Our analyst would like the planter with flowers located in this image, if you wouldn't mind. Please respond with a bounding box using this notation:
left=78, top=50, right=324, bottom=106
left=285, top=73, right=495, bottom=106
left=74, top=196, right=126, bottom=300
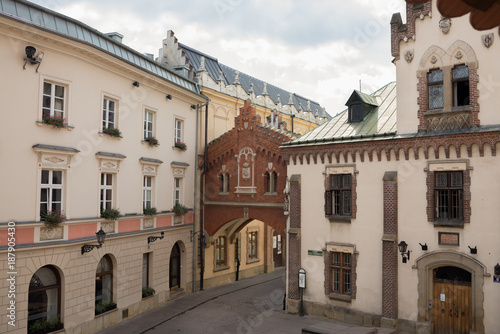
left=172, top=203, right=188, bottom=224
left=174, top=141, right=187, bottom=151
left=40, top=210, right=65, bottom=241
left=143, top=207, right=157, bottom=216
left=101, top=209, right=121, bottom=221
left=42, top=114, right=66, bottom=128
left=145, top=136, right=159, bottom=147
left=102, top=126, right=122, bottom=138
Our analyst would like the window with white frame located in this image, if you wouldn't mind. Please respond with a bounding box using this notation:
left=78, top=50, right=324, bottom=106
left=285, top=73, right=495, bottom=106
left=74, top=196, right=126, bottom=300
left=144, top=111, right=154, bottom=140
left=215, top=236, right=227, bottom=267
left=40, top=169, right=63, bottom=219
left=102, top=98, right=117, bottom=131
left=143, top=176, right=153, bottom=209
left=100, top=173, right=113, bottom=212
left=248, top=231, right=258, bottom=260
left=174, top=177, right=181, bottom=205
left=174, top=118, right=183, bottom=144
left=42, top=81, right=66, bottom=119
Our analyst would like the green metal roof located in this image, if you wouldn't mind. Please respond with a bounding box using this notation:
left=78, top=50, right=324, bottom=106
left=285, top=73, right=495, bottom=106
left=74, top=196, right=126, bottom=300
left=285, top=82, right=396, bottom=145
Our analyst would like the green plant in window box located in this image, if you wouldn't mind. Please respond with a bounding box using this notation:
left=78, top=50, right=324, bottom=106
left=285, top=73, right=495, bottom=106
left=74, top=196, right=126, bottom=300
left=142, top=286, right=156, bottom=298
left=174, top=141, right=187, bottom=151
left=102, top=126, right=122, bottom=138
left=143, top=207, right=157, bottom=216
left=28, top=316, right=64, bottom=334
left=95, top=301, right=117, bottom=316
left=172, top=203, right=189, bottom=216
left=42, top=210, right=66, bottom=228
left=42, top=114, right=66, bottom=128
left=145, top=136, right=159, bottom=147
left=101, top=208, right=121, bottom=221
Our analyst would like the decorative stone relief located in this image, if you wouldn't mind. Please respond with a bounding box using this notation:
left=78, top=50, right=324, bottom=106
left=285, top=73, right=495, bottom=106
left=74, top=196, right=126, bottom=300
left=244, top=207, right=249, bottom=218
left=143, top=218, right=154, bottom=229
left=174, top=216, right=183, bottom=225
left=430, top=56, right=438, bottom=64
left=439, top=17, right=451, bottom=34
left=404, top=49, right=414, bottom=63
left=455, top=51, right=463, bottom=60
left=101, top=221, right=116, bottom=234
left=427, top=113, right=470, bottom=132
left=482, top=33, right=494, bottom=48
left=40, top=226, right=64, bottom=240
left=242, top=163, right=250, bottom=180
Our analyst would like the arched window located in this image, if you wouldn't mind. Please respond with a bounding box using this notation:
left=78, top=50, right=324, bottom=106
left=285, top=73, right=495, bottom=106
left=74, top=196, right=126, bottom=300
left=266, top=172, right=278, bottom=194
left=28, top=266, right=62, bottom=330
left=95, top=255, right=115, bottom=315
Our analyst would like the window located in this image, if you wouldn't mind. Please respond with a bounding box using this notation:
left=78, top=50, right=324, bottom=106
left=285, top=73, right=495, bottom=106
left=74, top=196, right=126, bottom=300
left=174, top=118, right=183, bottom=144
left=102, top=98, right=116, bottom=130
left=220, top=174, right=230, bottom=193
left=331, top=252, right=352, bottom=295
left=28, top=266, right=61, bottom=329
left=349, top=103, right=363, bottom=123
left=100, top=173, right=113, bottom=212
left=143, top=176, right=153, bottom=209
left=42, top=81, right=65, bottom=119
left=142, top=253, right=150, bottom=288
left=452, top=65, right=469, bottom=107
left=266, top=172, right=278, bottom=194
left=144, top=111, right=154, bottom=140
left=428, top=69, right=444, bottom=110
left=435, top=171, right=463, bottom=221
left=248, top=231, right=257, bottom=260
left=40, top=170, right=63, bottom=219
left=215, top=236, right=226, bottom=267
left=325, top=174, right=351, bottom=217
left=174, top=177, right=181, bottom=205
left=95, top=255, right=114, bottom=315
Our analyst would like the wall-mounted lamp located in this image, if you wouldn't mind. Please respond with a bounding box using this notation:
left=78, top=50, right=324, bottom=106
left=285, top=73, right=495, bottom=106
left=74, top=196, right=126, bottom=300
left=166, top=94, right=172, bottom=100
left=494, top=263, right=500, bottom=276
left=398, top=241, right=411, bottom=263
left=468, top=246, right=477, bottom=254
left=191, top=105, right=196, bottom=109
left=81, top=228, right=106, bottom=255
left=23, top=46, right=44, bottom=72
left=419, top=243, right=428, bottom=251
left=133, top=81, right=140, bottom=87
left=147, top=231, right=164, bottom=244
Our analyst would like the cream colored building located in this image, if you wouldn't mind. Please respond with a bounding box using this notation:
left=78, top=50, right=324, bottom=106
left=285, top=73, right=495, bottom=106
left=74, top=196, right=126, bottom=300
left=282, top=1, right=500, bottom=333
left=0, top=1, right=206, bottom=333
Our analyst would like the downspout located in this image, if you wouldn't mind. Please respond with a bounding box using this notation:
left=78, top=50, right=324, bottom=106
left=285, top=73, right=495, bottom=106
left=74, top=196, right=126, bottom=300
left=199, top=102, right=209, bottom=290
left=192, top=103, right=200, bottom=293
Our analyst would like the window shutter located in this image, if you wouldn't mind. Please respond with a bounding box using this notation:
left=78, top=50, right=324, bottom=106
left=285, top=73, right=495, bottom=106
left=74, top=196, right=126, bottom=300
left=325, top=190, right=332, bottom=216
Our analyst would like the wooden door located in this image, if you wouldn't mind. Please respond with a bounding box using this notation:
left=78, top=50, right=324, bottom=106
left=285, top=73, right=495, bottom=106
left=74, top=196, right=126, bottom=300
left=169, top=243, right=181, bottom=290
left=433, top=281, right=471, bottom=334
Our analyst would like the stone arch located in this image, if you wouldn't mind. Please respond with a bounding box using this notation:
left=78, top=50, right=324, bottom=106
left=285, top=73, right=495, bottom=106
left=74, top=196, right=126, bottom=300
left=445, top=40, right=477, bottom=68
left=418, top=45, right=446, bottom=70
left=415, top=250, right=486, bottom=332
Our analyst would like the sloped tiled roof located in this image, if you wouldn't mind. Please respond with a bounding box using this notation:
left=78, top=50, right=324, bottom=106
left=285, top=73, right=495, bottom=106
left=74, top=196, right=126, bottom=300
left=179, top=43, right=330, bottom=119
left=285, top=82, right=396, bottom=145
left=0, top=0, right=200, bottom=95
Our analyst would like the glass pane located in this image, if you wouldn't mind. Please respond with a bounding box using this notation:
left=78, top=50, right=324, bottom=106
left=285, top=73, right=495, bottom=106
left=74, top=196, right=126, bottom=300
left=40, top=203, right=48, bottom=217
left=428, top=69, right=443, bottom=83
left=453, top=65, right=469, bottom=79
left=343, top=253, right=351, bottom=267
left=33, top=267, right=58, bottom=286
left=429, top=85, right=444, bottom=109
left=333, top=252, right=340, bottom=265
left=333, top=269, right=340, bottom=292
left=43, top=95, right=51, bottom=109
left=43, top=82, right=52, bottom=95
left=333, top=190, right=340, bottom=215
left=41, top=188, right=48, bottom=202
left=54, top=98, right=64, bottom=111
left=52, top=171, right=62, bottom=184
left=344, top=270, right=351, bottom=293
left=343, top=191, right=351, bottom=215
left=436, top=172, right=448, bottom=188
left=41, top=170, right=49, bottom=184
left=437, top=190, right=449, bottom=219
left=109, top=100, right=115, bottom=111
left=52, top=189, right=62, bottom=202
left=97, top=256, right=111, bottom=273
left=145, top=190, right=152, bottom=201
left=106, top=189, right=112, bottom=200
left=343, top=175, right=351, bottom=189
left=451, top=172, right=462, bottom=187
left=106, top=174, right=112, bottom=186
left=331, top=175, right=340, bottom=189
left=108, top=111, right=114, bottom=124
left=54, top=85, right=64, bottom=98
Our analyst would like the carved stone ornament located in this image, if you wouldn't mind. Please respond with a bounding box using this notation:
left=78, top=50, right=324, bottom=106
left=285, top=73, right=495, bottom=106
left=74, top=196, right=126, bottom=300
left=143, top=218, right=154, bottom=229
left=244, top=122, right=248, bottom=129
left=404, top=49, right=414, bottom=63
left=268, top=162, right=273, bottom=170
left=45, top=156, right=64, bottom=164
left=430, top=55, right=438, bottom=64
left=482, top=33, right=494, bottom=48
left=455, top=51, right=463, bottom=60
left=242, top=163, right=250, bottom=180
left=439, top=17, right=451, bottom=34
left=244, top=207, right=249, bottom=218
left=101, top=222, right=115, bottom=234
left=103, top=162, right=116, bottom=168
left=40, top=226, right=64, bottom=240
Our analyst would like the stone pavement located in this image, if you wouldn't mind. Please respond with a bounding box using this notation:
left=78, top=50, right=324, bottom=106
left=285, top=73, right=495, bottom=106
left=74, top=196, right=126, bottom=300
left=97, top=268, right=394, bottom=334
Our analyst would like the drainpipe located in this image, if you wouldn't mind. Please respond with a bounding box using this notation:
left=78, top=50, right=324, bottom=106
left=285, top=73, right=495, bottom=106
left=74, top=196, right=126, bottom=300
left=199, top=102, right=209, bottom=291
left=192, top=102, right=201, bottom=293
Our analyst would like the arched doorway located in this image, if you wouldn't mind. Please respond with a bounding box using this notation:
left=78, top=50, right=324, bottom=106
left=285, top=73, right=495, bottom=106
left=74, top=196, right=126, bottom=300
left=28, top=266, right=63, bottom=331
left=95, top=254, right=115, bottom=315
left=432, top=266, right=472, bottom=334
left=169, top=242, right=181, bottom=290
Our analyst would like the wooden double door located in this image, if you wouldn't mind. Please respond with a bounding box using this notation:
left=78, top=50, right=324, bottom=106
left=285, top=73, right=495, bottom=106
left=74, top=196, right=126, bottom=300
left=432, top=266, right=471, bottom=334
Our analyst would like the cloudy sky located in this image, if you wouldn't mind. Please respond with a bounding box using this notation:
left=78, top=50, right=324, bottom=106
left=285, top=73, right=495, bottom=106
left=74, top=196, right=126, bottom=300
left=29, top=0, right=406, bottom=116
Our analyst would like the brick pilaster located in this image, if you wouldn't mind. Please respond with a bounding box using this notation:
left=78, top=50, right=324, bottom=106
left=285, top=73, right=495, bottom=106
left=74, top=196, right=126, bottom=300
left=382, top=172, right=398, bottom=319
left=287, top=174, right=301, bottom=300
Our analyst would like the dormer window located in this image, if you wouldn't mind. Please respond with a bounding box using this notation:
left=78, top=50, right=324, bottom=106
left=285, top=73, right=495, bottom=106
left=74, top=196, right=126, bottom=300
left=345, top=90, right=378, bottom=123
left=349, top=104, right=363, bottom=123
